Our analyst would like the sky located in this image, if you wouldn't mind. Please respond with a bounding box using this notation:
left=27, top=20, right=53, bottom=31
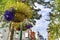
left=31, top=1, right=52, bottom=40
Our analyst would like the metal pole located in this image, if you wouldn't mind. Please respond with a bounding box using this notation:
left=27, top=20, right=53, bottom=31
left=20, top=23, right=23, bottom=40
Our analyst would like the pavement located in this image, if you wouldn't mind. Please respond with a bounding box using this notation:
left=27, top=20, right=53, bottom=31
left=0, top=27, right=9, bottom=40
left=0, top=28, right=30, bottom=40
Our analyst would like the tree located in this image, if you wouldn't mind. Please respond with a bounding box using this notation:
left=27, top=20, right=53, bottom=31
left=48, top=0, right=60, bottom=39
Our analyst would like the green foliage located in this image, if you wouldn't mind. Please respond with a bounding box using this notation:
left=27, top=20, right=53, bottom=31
left=49, top=8, right=60, bottom=40
left=48, top=0, right=60, bottom=39
left=54, top=0, right=60, bottom=11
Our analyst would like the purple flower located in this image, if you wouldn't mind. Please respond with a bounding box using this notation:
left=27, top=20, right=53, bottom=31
left=4, top=9, right=15, bottom=21
left=26, top=24, right=33, bottom=29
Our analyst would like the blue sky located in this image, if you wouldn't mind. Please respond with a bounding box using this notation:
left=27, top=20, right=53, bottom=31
left=31, top=2, right=52, bottom=40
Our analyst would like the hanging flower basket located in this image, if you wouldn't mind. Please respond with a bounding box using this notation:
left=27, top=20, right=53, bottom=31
left=4, top=1, right=34, bottom=30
